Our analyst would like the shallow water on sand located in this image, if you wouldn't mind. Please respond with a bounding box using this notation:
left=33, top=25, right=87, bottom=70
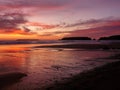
left=0, top=44, right=119, bottom=90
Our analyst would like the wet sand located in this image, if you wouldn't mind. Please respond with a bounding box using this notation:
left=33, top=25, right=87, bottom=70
left=33, top=43, right=120, bottom=89
left=34, top=43, right=120, bottom=49
left=1, top=54, right=120, bottom=90
left=0, top=72, right=27, bottom=89
left=0, top=43, right=120, bottom=90
left=45, top=54, right=120, bottom=90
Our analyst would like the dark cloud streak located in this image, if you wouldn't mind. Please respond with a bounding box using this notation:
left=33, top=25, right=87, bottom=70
left=63, top=17, right=120, bottom=29
left=0, top=12, right=27, bottom=30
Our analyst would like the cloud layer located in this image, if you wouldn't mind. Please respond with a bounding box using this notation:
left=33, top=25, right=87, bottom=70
left=66, top=17, right=120, bottom=38
left=0, top=12, right=27, bottom=30
left=0, top=0, right=120, bottom=39
left=0, top=0, right=73, bottom=10
left=0, top=12, right=36, bottom=35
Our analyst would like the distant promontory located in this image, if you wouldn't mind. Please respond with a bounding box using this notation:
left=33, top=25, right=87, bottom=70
left=61, top=35, right=120, bottom=40
left=99, top=35, right=120, bottom=40
left=61, top=37, right=92, bottom=40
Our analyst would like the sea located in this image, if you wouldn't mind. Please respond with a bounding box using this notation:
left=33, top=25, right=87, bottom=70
left=0, top=40, right=120, bottom=90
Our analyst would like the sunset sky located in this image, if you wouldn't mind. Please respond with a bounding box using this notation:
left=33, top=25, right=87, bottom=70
left=0, top=0, right=120, bottom=40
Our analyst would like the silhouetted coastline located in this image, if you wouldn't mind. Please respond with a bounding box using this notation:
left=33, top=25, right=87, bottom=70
left=61, top=35, right=120, bottom=41
left=99, top=35, right=120, bottom=40
left=61, top=37, right=92, bottom=40
left=0, top=35, right=120, bottom=45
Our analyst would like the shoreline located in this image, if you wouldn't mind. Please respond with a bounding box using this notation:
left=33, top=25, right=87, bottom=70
left=34, top=43, right=120, bottom=49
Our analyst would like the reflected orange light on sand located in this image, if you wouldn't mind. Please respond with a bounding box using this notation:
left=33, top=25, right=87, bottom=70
left=0, top=46, right=30, bottom=67
left=0, top=46, right=28, bottom=53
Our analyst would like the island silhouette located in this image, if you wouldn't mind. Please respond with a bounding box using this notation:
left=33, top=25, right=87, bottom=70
left=61, top=35, right=120, bottom=40
left=99, top=35, right=120, bottom=40
left=61, top=37, right=91, bottom=40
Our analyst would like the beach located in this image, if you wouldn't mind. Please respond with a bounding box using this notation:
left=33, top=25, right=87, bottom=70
left=45, top=54, right=120, bottom=90
left=34, top=42, right=120, bottom=49
left=0, top=72, right=27, bottom=88
left=0, top=42, right=120, bottom=90
left=34, top=42, right=120, bottom=90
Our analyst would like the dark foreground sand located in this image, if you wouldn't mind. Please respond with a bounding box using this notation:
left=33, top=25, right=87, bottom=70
left=45, top=54, right=120, bottom=90
left=0, top=72, right=27, bottom=89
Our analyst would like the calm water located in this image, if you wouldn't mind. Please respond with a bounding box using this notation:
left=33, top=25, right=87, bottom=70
left=0, top=44, right=119, bottom=90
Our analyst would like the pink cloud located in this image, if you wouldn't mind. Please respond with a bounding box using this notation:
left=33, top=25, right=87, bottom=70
left=67, top=29, right=120, bottom=39
left=27, top=22, right=59, bottom=29
left=65, top=18, right=120, bottom=39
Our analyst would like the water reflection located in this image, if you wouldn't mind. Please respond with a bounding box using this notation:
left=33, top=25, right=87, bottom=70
left=0, top=45, right=30, bottom=73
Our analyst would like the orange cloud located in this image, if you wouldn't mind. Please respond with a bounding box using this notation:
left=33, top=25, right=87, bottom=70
left=0, top=29, right=33, bottom=35
left=0, top=33, right=39, bottom=40
left=0, top=12, right=38, bottom=37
